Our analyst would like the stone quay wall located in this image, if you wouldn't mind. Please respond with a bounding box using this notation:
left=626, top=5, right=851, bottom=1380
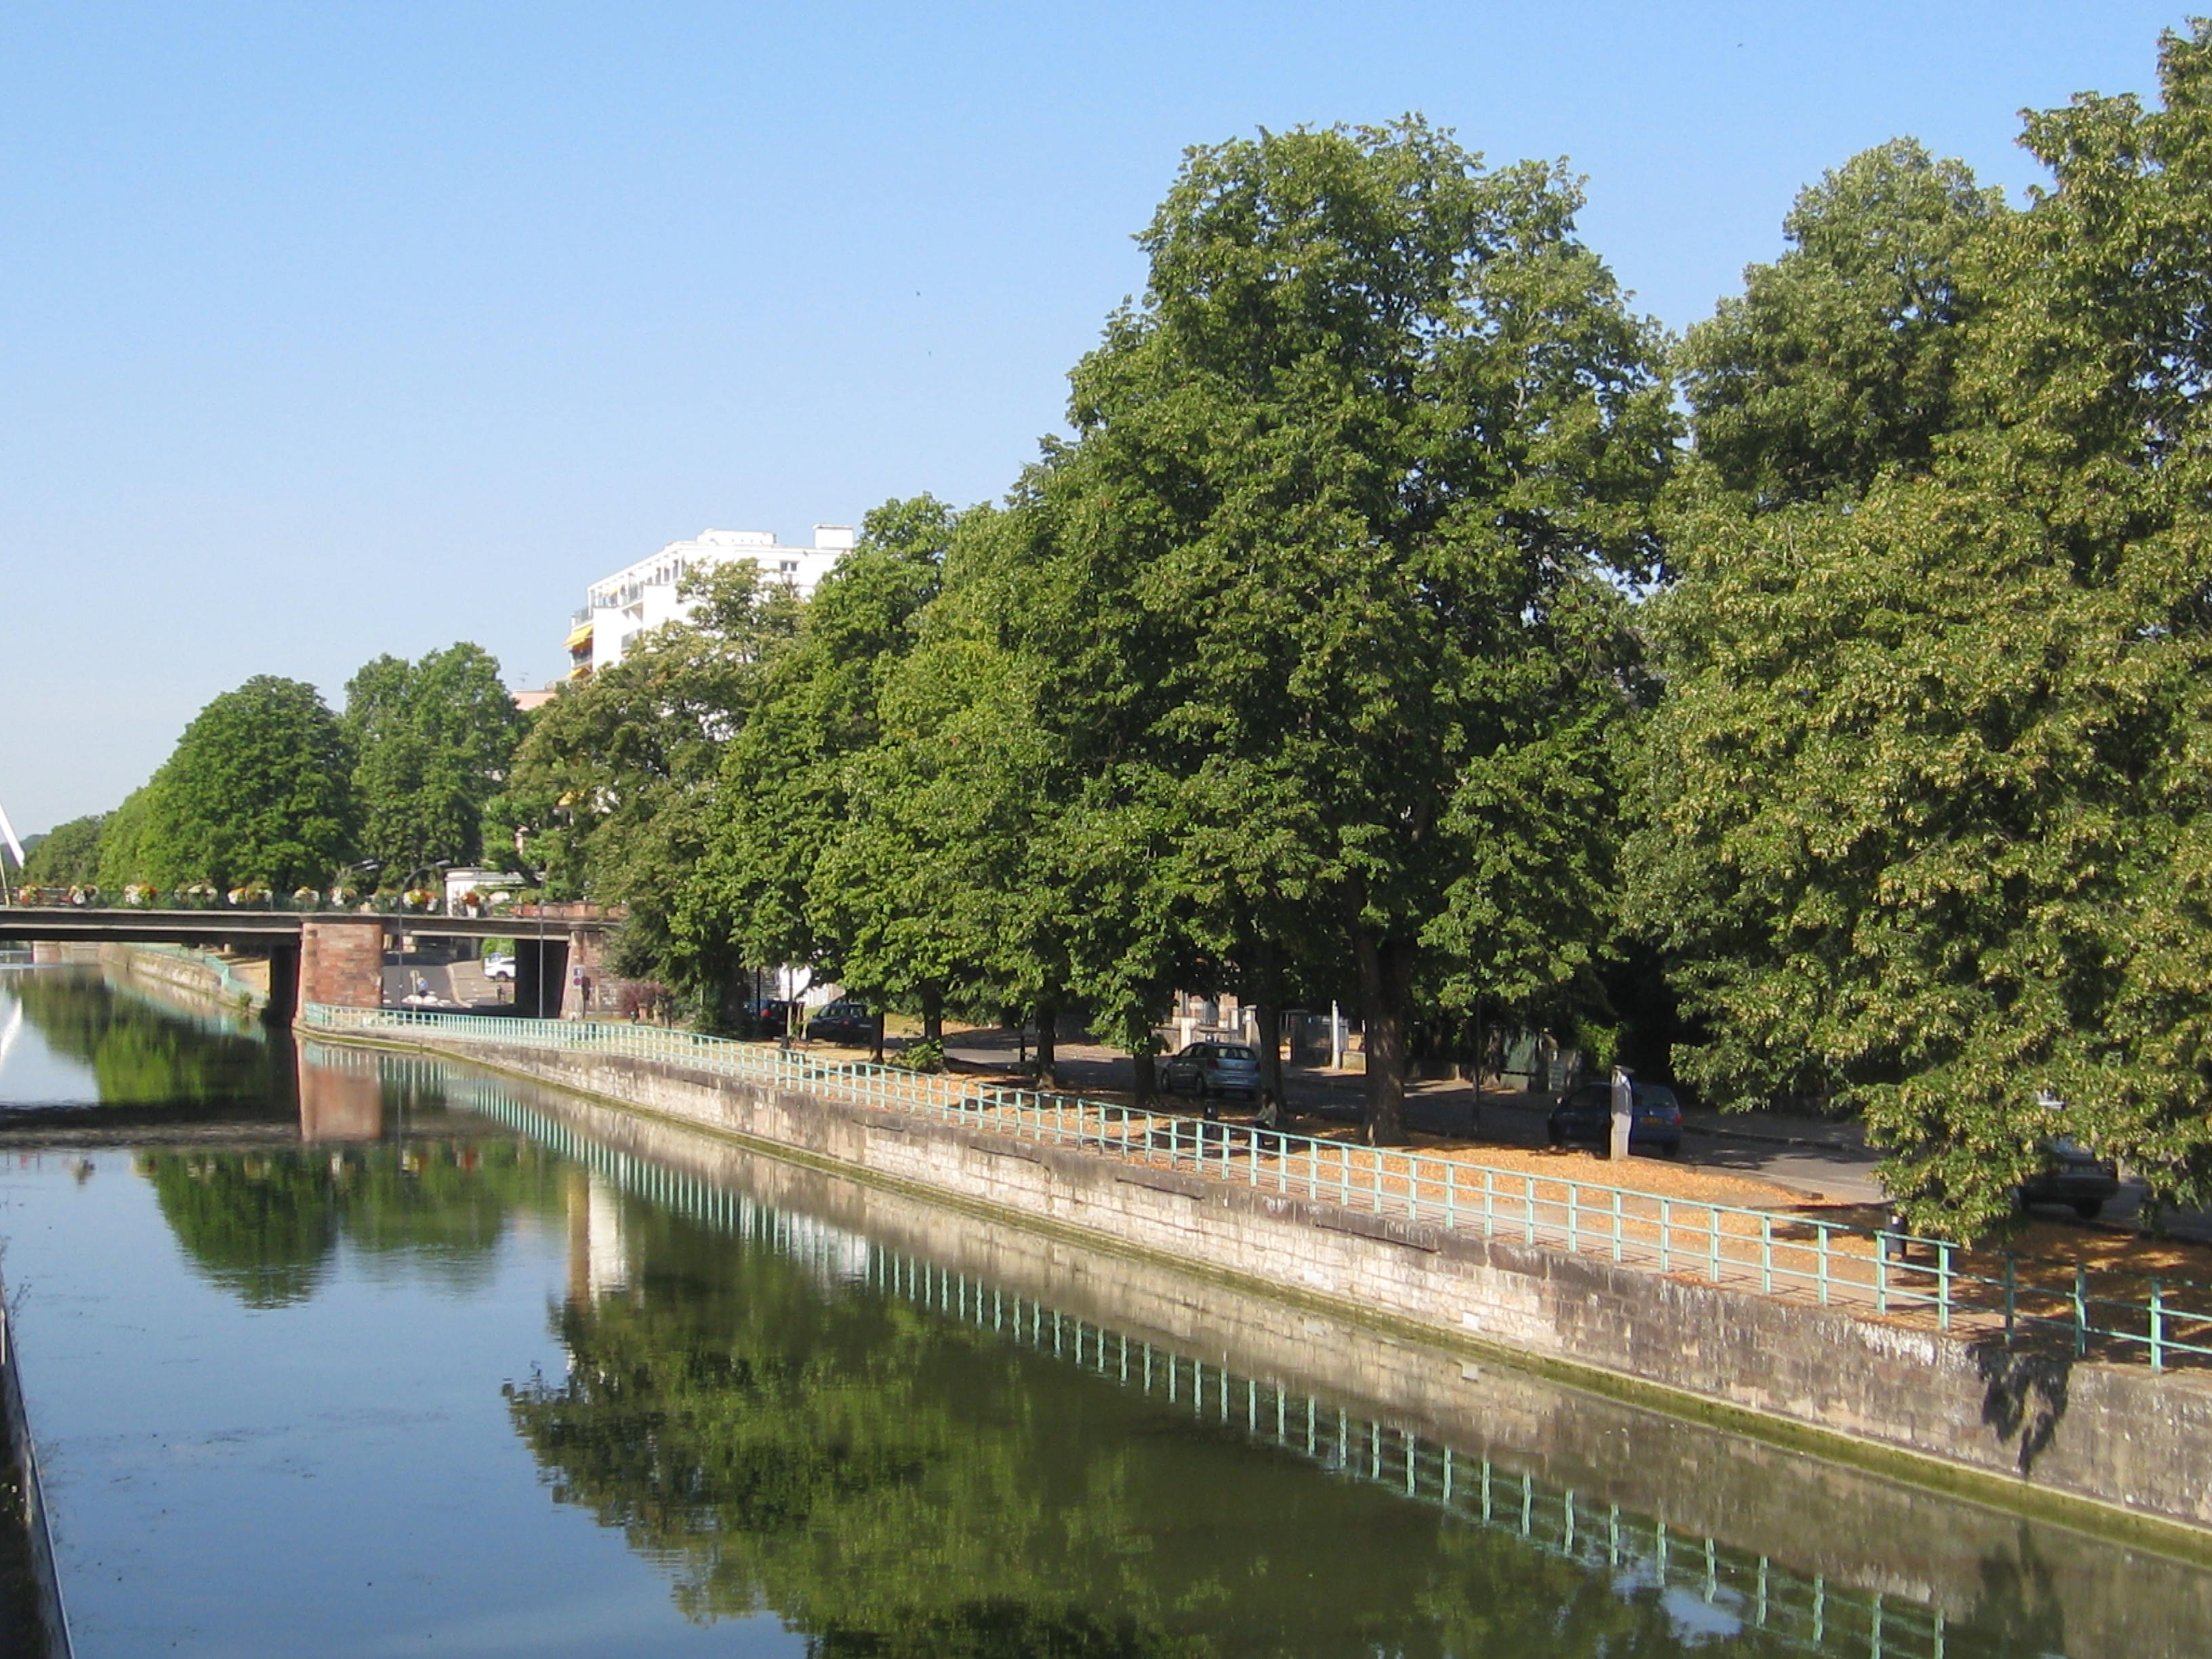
left=517, top=1081, right=2212, bottom=1659
left=360, top=1032, right=2212, bottom=1539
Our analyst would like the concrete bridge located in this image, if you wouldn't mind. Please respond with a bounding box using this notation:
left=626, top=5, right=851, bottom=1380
left=0, top=906, right=613, bottom=1021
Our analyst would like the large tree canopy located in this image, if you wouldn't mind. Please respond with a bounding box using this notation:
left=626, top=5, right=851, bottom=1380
left=1634, top=24, right=2212, bottom=1231
left=498, top=558, right=803, bottom=1006
left=681, top=497, right=956, bottom=1028
left=122, top=676, right=360, bottom=891
left=984, top=119, right=1672, bottom=1139
left=18, top=813, right=105, bottom=886
left=1679, top=139, right=2005, bottom=509
left=344, top=642, right=525, bottom=878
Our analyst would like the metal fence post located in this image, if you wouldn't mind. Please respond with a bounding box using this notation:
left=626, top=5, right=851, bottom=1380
left=2074, top=1263, right=2089, bottom=1357
left=2151, top=1278, right=2165, bottom=1372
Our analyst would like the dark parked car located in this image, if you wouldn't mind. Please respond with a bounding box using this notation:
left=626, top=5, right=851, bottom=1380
left=1547, top=1080, right=1685, bottom=1157
left=736, top=996, right=793, bottom=1038
left=804, top=1002, right=875, bottom=1045
left=1159, top=1042, right=1263, bottom=1101
left=2018, top=1137, right=2121, bottom=1220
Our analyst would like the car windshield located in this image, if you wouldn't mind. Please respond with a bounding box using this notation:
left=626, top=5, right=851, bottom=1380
left=1637, top=1085, right=1681, bottom=1111
left=1214, top=1046, right=1256, bottom=1062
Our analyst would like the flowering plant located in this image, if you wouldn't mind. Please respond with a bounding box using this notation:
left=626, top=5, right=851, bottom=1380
left=226, top=882, right=269, bottom=907
left=124, top=883, right=159, bottom=906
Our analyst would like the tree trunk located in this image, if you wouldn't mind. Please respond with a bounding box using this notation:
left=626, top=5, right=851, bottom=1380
left=1245, top=936, right=1288, bottom=1126
left=921, top=985, right=943, bottom=1044
left=1034, top=999, right=1059, bottom=1090
left=1255, top=998, right=1286, bottom=1127
left=1355, top=926, right=1410, bottom=1145
left=869, top=1006, right=886, bottom=1067
left=1133, top=1046, right=1156, bottom=1109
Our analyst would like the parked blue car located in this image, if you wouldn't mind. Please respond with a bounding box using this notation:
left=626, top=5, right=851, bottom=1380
left=1546, top=1081, right=1685, bottom=1157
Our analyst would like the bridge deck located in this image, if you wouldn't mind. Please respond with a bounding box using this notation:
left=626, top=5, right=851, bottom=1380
left=0, top=907, right=572, bottom=943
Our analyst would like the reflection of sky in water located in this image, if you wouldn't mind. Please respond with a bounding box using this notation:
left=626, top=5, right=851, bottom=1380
left=0, top=974, right=101, bottom=1106
left=1658, top=1582, right=1745, bottom=1643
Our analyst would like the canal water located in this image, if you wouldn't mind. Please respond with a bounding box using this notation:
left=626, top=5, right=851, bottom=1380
left=0, top=966, right=2207, bottom=1658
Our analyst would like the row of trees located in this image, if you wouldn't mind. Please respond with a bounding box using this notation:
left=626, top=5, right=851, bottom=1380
left=24, top=644, right=525, bottom=895
left=26, top=24, right=2209, bottom=1230
left=504, top=25, right=2212, bottom=1230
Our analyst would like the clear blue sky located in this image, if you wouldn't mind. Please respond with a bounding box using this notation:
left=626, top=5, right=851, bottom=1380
left=0, top=2, right=2190, bottom=836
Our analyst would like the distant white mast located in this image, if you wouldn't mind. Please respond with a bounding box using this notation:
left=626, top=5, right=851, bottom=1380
left=0, top=796, right=22, bottom=903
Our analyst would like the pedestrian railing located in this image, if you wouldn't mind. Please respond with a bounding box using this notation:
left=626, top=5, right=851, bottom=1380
left=300, top=1003, right=2212, bottom=1371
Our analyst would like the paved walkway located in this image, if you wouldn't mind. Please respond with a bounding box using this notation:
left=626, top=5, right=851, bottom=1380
left=933, top=1026, right=2212, bottom=1244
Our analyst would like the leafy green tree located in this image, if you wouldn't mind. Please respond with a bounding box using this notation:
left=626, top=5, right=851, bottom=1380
left=811, top=626, right=1076, bottom=1052
left=1680, top=140, right=2005, bottom=508
left=684, top=497, right=958, bottom=1040
left=497, top=561, right=802, bottom=1009
left=988, top=121, right=1671, bottom=1139
left=771, top=499, right=1097, bottom=1056
left=92, top=785, right=157, bottom=891
left=19, top=813, right=106, bottom=886
left=1633, top=24, right=2212, bottom=1231
left=121, top=676, right=360, bottom=890
left=344, top=643, right=525, bottom=878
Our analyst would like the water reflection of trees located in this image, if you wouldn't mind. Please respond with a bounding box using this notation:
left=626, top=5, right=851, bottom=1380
left=140, top=1141, right=561, bottom=1307
left=7, top=971, right=270, bottom=1109
left=509, top=1209, right=1798, bottom=1658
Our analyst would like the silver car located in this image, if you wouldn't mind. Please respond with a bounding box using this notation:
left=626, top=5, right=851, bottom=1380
left=1160, top=1042, right=1262, bottom=1101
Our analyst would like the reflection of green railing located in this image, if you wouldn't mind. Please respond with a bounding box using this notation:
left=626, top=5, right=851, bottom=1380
left=300, top=1004, right=2212, bottom=1372
left=448, top=1070, right=1952, bottom=1659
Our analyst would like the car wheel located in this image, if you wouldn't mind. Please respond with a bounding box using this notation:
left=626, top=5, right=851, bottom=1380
left=2074, top=1200, right=2104, bottom=1221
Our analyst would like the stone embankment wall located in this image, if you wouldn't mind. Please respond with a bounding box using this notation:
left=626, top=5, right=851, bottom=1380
left=366, top=1034, right=2212, bottom=1538
left=0, top=1267, right=70, bottom=1657
left=98, top=942, right=260, bottom=1010
left=520, top=1081, right=2212, bottom=1659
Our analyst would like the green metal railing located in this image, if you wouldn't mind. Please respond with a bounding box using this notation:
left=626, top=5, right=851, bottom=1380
left=300, top=1004, right=2212, bottom=1371
left=451, top=1073, right=1959, bottom=1659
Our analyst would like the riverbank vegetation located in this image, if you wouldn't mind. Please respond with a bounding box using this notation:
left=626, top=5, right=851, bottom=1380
left=37, top=23, right=2212, bottom=1233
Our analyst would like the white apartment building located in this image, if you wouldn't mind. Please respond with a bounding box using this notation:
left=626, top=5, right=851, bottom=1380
left=565, top=525, right=855, bottom=678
